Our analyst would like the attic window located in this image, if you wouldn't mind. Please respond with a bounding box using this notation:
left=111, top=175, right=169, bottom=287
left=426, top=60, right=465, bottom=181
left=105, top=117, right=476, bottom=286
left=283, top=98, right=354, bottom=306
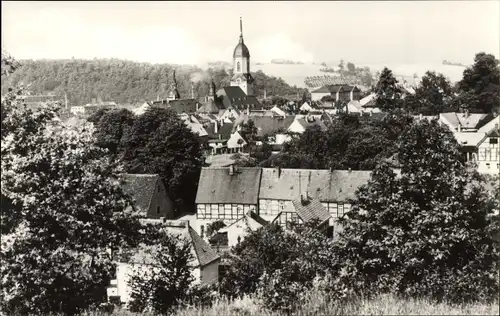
left=490, top=138, right=498, bottom=144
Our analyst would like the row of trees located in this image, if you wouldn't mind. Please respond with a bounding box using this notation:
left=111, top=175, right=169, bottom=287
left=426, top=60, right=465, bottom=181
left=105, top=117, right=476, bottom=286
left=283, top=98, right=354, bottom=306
left=375, top=52, right=499, bottom=115
left=0, top=59, right=305, bottom=106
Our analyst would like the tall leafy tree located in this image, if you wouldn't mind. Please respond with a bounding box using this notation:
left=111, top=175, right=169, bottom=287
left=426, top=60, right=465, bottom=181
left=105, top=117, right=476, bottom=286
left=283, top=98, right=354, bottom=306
left=375, top=67, right=404, bottom=112
left=1, top=73, right=142, bottom=314
left=407, top=71, right=453, bottom=115
left=88, top=108, right=136, bottom=158
left=121, top=107, right=203, bottom=212
left=457, top=52, right=500, bottom=114
left=336, top=119, right=499, bottom=303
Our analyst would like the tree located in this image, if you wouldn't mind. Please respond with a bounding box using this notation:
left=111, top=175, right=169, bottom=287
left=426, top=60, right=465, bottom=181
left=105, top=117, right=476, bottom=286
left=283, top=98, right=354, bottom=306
left=1, top=80, right=142, bottom=314
left=128, top=230, right=203, bottom=314
left=206, top=220, right=226, bottom=238
left=89, top=108, right=136, bottom=158
left=457, top=52, right=500, bottom=113
left=121, top=107, right=203, bottom=212
left=408, top=71, right=453, bottom=115
left=375, top=67, right=404, bottom=112
left=338, top=59, right=345, bottom=73
left=347, top=62, right=356, bottom=73
left=336, top=119, right=499, bottom=303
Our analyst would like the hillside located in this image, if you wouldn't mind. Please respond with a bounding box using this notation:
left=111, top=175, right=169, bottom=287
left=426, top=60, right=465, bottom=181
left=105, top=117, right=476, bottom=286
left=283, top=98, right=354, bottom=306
left=0, top=59, right=304, bottom=106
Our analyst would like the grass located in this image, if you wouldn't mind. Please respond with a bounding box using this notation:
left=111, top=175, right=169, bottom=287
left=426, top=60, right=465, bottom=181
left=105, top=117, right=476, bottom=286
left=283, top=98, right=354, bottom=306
left=81, top=293, right=500, bottom=316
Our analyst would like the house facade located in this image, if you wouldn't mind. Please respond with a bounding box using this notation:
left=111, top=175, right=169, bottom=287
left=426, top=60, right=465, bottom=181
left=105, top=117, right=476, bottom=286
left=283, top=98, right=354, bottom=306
left=210, top=211, right=268, bottom=249
left=272, top=196, right=330, bottom=232
left=476, top=129, right=500, bottom=175
left=194, top=166, right=263, bottom=236
left=121, top=174, right=176, bottom=219
left=311, top=85, right=361, bottom=102
left=258, top=168, right=372, bottom=225
left=107, top=220, right=220, bottom=305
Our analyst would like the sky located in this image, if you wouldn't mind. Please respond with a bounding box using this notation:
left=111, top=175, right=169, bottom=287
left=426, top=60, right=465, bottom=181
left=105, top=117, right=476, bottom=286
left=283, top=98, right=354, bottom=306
left=2, top=1, right=499, bottom=67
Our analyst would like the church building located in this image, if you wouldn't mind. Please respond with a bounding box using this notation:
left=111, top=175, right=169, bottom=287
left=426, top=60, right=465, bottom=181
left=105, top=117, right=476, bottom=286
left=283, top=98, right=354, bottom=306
left=230, top=17, right=255, bottom=96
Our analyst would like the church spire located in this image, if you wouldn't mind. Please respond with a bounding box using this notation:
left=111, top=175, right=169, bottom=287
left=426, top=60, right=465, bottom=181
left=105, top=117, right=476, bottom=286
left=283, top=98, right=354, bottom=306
left=239, top=16, right=244, bottom=43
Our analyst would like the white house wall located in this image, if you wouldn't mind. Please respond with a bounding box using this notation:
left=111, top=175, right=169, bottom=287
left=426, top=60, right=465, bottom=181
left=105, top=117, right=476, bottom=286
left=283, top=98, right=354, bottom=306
left=476, top=136, right=500, bottom=175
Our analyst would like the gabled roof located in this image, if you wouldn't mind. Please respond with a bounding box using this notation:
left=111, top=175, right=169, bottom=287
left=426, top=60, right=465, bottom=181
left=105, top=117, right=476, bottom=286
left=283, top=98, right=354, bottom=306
left=291, top=197, right=330, bottom=224
left=311, top=84, right=359, bottom=94
left=219, top=211, right=268, bottom=233
left=439, top=112, right=491, bottom=131
left=294, top=117, right=328, bottom=131
left=121, top=174, right=160, bottom=212
left=259, top=168, right=372, bottom=202
left=205, top=122, right=234, bottom=140
left=120, top=221, right=219, bottom=267
left=196, top=167, right=262, bottom=204
left=168, top=99, right=199, bottom=114
left=216, top=87, right=263, bottom=110
left=453, top=132, right=487, bottom=147
left=233, top=115, right=296, bottom=137
left=477, top=116, right=500, bottom=134
left=196, top=100, right=221, bottom=114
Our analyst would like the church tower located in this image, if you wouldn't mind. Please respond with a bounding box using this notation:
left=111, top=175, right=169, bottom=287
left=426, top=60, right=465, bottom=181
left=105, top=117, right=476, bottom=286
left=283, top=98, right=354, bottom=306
left=230, top=17, right=254, bottom=96
left=167, top=70, right=181, bottom=101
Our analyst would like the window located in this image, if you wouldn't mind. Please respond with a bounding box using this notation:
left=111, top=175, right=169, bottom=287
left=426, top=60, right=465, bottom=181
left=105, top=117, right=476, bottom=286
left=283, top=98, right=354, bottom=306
left=490, top=138, right=498, bottom=145
left=237, top=62, right=241, bottom=72
left=338, top=204, right=344, bottom=218
left=156, top=206, right=160, bottom=214
left=486, top=163, right=491, bottom=169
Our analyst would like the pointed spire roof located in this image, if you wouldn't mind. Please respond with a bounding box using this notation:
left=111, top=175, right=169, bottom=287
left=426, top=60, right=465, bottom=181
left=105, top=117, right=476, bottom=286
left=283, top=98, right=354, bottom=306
left=233, top=17, right=250, bottom=58
left=169, top=69, right=181, bottom=100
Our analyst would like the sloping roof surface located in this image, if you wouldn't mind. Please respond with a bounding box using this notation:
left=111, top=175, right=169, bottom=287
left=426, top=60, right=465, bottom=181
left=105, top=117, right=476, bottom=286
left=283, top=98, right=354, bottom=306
left=294, top=117, right=328, bottom=131
left=291, top=198, right=330, bottom=224
left=477, top=116, right=500, bottom=134
left=205, top=122, right=234, bottom=140
left=311, top=84, right=357, bottom=94
left=196, top=167, right=262, bottom=204
left=234, top=115, right=296, bottom=137
left=121, top=174, right=159, bottom=212
left=216, top=87, right=263, bottom=110
left=219, top=211, right=268, bottom=233
left=440, top=112, right=490, bottom=130
left=259, top=168, right=372, bottom=202
left=196, top=100, right=221, bottom=114
left=453, top=132, right=487, bottom=147
left=122, top=221, right=219, bottom=267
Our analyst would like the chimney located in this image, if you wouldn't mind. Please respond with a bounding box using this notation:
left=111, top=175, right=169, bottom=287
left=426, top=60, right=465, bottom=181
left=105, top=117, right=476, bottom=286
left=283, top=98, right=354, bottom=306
left=348, top=168, right=352, bottom=173
left=419, top=113, right=423, bottom=120
left=214, top=121, right=218, bottom=134
left=229, top=164, right=235, bottom=176
left=196, top=102, right=199, bottom=112
left=465, top=109, right=469, bottom=118
left=276, top=166, right=282, bottom=177
left=191, top=82, right=194, bottom=99
left=458, top=124, right=462, bottom=133
left=247, top=105, right=250, bottom=115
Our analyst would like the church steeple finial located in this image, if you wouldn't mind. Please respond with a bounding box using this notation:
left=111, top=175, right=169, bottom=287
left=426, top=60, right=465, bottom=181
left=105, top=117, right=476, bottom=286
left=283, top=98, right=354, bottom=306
left=239, top=17, right=244, bottom=43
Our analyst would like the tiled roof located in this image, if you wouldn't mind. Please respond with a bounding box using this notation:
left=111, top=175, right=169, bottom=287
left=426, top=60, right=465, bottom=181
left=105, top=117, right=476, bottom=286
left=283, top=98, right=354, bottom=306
left=168, top=99, right=199, bottom=114
left=259, top=168, right=372, bottom=202
left=233, top=115, right=296, bottom=137
left=205, top=122, right=234, bottom=140
left=188, top=226, right=220, bottom=266
left=121, top=174, right=160, bottom=212
left=196, top=100, right=221, bottom=114
left=311, top=84, right=358, bottom=94
left=196, top=167, right=262, bottom=204
left=477, top=116, right=500, bottom=134
left=216, top=87, right=263, bottom=110
left=291, top=197, right=330, bottom=224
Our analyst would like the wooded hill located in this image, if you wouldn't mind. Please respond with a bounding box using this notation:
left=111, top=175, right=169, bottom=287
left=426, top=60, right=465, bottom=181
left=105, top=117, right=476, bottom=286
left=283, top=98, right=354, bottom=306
left=0, top=58, right=305, bottom=106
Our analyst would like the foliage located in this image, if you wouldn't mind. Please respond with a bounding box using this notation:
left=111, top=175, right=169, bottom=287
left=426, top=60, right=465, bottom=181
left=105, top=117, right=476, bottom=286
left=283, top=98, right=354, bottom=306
left=88, top=108, right=136, bottom=158
left=121, top=107, right=204, bottom=212
left=456, top=52, right=500, bottom=114
left=336, top=119, right=500, bottom=303
left=265, top=113, right=412, bottom=170
left=1, top=77, right=142, bottom=314
left=128, top=230, right=210, bottom=314
left=375, top=67, right=404, bottom=112
left=220, top=221, right=335, bottom=313
left=206, top=220, right=227, bottom=238
left=405, top=71, right=454, bottom=115
left=0, top=59, right=304, bottom=106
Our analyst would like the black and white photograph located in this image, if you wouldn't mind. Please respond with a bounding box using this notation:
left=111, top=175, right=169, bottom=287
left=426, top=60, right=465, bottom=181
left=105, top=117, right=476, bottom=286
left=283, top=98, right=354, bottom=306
left=1, top=1, right=499, bottom=315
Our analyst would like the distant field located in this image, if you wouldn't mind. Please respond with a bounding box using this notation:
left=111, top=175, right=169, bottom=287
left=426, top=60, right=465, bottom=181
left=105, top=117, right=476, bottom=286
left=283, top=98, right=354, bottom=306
left=249, top=62, right=466, bottom=88
left=78, top=294, right=499, bottom=316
